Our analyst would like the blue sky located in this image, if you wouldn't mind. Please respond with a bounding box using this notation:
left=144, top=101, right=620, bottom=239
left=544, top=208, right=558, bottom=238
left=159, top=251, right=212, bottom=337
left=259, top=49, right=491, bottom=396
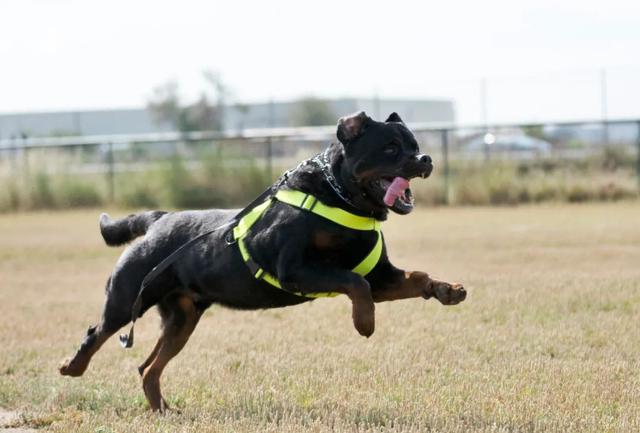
left=1, top=0, right=639, bottom=123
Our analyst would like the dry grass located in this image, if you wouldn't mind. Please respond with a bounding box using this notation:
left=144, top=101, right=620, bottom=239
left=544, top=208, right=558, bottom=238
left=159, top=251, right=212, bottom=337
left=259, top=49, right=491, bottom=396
left=0, top=203, right=639, bottom=432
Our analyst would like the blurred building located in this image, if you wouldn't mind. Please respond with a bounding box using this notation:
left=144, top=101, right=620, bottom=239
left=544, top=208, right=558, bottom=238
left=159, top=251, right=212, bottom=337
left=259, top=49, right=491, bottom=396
left=0, top=109, right=170, bottom=139
left=225, top=98, right=455, bottom=132
left=0, top=98, right=454, bottom=139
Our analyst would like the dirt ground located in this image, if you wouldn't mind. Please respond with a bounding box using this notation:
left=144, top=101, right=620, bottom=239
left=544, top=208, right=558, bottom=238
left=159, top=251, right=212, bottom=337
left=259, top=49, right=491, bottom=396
left=0, top=407, right=35, bottom=432
left=0, top=203, right=639, bottom=432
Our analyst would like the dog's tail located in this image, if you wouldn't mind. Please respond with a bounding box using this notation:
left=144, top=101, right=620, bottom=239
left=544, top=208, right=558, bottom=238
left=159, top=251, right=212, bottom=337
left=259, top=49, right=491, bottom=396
left=99, top=211, right=167, bottom=246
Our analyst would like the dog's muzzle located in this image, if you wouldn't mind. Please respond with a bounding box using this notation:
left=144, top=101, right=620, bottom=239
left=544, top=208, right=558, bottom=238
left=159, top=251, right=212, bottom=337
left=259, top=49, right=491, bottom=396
left=416, top=154, right=433, bottom=178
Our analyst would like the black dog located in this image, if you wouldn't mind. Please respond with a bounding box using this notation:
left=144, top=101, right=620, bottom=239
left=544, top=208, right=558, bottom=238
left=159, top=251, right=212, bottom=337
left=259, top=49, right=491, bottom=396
left=59, top=111, right=466, bottom=412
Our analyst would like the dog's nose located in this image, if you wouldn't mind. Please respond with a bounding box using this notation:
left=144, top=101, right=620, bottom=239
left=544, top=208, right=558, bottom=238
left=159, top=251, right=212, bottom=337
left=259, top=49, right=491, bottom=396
left=418, top=154, right=432, bottom=164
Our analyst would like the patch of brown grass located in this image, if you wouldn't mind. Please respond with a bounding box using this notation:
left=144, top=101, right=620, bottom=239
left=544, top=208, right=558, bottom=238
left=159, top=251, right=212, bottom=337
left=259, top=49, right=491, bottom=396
left=0, top=204, right=639, bottom=432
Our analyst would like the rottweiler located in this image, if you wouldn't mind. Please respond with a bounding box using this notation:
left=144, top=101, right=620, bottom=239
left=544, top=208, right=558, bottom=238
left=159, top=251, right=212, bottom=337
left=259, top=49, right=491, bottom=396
left=59, top=111, right=466, bottom=412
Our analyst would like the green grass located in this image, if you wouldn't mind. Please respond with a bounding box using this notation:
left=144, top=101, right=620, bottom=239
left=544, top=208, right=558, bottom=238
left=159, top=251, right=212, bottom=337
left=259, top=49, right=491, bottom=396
left=0, top=203, right=639, bottom=432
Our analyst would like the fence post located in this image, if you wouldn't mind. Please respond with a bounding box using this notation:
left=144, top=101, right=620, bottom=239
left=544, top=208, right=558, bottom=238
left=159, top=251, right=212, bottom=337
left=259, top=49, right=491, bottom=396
left=441, top=129, right=451, bottom=205
left=266, top=136, right=273, bottom=181
left=107, top=141, right=115, bottom=203
left=637, top=121, right=640, bottom=189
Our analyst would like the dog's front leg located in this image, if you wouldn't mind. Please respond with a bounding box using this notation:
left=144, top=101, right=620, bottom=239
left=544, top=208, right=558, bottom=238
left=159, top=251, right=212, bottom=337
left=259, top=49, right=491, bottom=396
left=286, top=267, right=375, bottom=337
left=277, top=254, right=375, bottom=337
left=368, top=263, right=466, bottom=305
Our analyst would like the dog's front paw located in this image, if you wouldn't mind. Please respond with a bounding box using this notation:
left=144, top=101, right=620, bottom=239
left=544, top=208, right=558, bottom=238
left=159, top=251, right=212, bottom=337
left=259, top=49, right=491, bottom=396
left=433, top=282, right=466, bottom=305
left=352, top=302, right=375, bottom=338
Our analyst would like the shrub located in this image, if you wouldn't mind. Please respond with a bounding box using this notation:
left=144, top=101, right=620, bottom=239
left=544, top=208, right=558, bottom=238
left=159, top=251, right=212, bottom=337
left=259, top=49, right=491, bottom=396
left=485, top=165, right=521, bottom=205
left=566, top=184, right=594, bottom=203
left=597, top=182, right=638, bottom=201
left=601, top=147, right=634, bottom=171
left=0, top=180, right=21, bottom=212
left=2, top=148, right=638, bottom=212
left=527, top=174, right=565, bottom=203
left=31, top=172, right=56, bottom=209
left=161, top=155, right=193, bottom=207
left=57, top=179, right=103, bottom=208
left=118, top=185, right=159, bottom=209
left=453, top=179, right=490, bottom=205
left=413, top=182, right=448, bottom=205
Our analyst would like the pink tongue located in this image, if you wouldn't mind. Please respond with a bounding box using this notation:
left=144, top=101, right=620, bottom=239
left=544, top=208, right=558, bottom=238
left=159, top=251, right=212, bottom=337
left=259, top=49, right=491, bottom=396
left=383, top=177, right=410, bottom=206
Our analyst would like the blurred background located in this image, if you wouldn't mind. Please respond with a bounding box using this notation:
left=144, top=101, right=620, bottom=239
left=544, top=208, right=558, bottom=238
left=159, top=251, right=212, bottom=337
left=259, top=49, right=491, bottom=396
left=1, top=0, right=639, bottom=211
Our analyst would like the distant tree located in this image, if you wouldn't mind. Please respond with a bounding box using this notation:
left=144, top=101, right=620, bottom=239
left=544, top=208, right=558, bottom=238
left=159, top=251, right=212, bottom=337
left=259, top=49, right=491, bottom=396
left=147, top=81, right=181, bottom=130
left=180, top=93, right=218, bottom=132
left=203, top=70, right=228, bottom=131
left=147, top=71, right=229, bottom=133
left=523, top=125, right=546, bottom=140
left=291, top=97, right=335, bottom=126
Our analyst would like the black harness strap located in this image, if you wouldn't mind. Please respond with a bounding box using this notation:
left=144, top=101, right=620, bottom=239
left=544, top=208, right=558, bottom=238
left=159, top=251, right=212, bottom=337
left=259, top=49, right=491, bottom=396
left=119, top=186, right=276, bottom=349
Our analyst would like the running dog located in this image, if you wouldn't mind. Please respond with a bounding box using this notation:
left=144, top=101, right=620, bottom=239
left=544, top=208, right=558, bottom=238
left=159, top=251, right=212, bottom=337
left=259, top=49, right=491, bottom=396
left=59, top=111, right=466, bottom=412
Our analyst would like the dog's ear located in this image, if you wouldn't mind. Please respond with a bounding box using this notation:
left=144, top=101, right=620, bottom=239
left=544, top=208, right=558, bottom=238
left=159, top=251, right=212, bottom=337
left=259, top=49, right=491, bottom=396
left=337, top=111, right=370, bottom=145
left=385, top=112, right=404, bottom=123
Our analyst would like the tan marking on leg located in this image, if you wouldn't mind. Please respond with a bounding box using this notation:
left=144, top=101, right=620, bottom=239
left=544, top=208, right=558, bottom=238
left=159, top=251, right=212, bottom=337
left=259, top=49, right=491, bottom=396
left=141, top=296, right=201, bottom=412
left=372, top=271, right=466, bottom=304
left=138, top=335, right=164, bottom=376
left=372, top=271, right=429, bottom=302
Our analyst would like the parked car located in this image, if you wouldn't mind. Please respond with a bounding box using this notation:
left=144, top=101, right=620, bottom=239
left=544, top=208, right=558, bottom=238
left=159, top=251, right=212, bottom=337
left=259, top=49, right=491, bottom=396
left=464, top=132, right=552, bottom=158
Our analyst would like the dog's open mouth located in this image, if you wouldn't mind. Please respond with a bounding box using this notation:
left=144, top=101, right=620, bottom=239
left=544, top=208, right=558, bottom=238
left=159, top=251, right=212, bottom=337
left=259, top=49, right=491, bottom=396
left=372, top=176, right=414, bottom=214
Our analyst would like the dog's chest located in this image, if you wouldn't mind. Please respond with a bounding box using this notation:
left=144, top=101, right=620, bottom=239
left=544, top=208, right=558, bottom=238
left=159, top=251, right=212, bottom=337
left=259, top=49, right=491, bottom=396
left=246, top=203, right=381, bottom=274
left=306, top=228, right=376, bottom=269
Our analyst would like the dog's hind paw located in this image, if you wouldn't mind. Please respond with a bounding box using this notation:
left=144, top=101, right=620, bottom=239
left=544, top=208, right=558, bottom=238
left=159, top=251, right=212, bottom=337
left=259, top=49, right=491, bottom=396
left=59, top=357, right=85, bottom=377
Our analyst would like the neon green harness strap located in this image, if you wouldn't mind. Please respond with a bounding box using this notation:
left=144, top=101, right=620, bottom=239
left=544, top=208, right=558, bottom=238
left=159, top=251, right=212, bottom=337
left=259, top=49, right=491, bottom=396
left=274, top=189, right=381, bottom=231
left=234, top=189, right=383, bottom=299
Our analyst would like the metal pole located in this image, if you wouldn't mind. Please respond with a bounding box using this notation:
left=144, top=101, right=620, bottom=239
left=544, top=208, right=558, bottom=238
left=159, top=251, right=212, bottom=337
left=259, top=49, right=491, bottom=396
left=21, top=135, right=28, bottom=171
left=480, top=78, right=490, bottom=162
left=266, top=136, right=273, bottom=181
left=21, top=135, right=29, bottom=190
left=601, top=68, right=609, bottom=147
left=267, top=98, right=275, bottom=181
left=636, top=121, right=640, bottom=189
left=107, top=141, right=115, bottom=203
left=441, top=129, right=450, bottom=205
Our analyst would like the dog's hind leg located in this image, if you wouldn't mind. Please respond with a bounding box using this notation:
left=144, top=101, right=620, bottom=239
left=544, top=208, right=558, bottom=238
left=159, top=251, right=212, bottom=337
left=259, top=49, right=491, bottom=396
left=141, top=293, right=201, bottom=412
left=59, top=265, right=150, bottom=377
left=137, top=335, right=164, bottom=377
left=58, top=322, right=112, bottom=377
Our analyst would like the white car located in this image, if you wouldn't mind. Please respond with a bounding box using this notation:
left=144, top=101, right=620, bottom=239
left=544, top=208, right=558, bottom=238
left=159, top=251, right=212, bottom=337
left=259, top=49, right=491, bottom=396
left=465, top=133, right=552, bottom=157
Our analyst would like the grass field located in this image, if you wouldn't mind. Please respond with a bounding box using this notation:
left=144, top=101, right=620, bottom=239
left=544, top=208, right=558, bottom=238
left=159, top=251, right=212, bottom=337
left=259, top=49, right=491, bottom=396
left=0, top=203, right=639, bottom=432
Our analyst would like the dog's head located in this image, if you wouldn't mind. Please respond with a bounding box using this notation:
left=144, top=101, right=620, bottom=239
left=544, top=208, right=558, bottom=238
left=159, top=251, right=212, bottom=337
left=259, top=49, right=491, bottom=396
left=335, top=111, right=432, bottom=216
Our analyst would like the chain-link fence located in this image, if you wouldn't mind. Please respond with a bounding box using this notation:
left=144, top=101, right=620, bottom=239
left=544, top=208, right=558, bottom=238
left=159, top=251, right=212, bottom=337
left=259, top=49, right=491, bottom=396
left=1, top=120, right=638, bottom=211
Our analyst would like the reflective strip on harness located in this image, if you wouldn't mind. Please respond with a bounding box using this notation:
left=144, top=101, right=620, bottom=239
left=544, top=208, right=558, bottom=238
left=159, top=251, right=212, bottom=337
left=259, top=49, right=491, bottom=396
left=233, top=189, right=383, bottom=299
left=275, top=189, right=381, bottom=231
left=232, top=198, right=272, bottom=240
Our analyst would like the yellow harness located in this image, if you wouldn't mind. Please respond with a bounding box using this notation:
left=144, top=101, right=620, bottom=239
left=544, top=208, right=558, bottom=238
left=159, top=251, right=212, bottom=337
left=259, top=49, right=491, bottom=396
left=232, top=189, right=383, bottom=298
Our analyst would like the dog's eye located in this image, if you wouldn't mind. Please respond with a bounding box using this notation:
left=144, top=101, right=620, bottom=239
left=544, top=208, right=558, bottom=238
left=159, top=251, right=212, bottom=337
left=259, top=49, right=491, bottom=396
left=383, top=144, right=399, bottom=156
